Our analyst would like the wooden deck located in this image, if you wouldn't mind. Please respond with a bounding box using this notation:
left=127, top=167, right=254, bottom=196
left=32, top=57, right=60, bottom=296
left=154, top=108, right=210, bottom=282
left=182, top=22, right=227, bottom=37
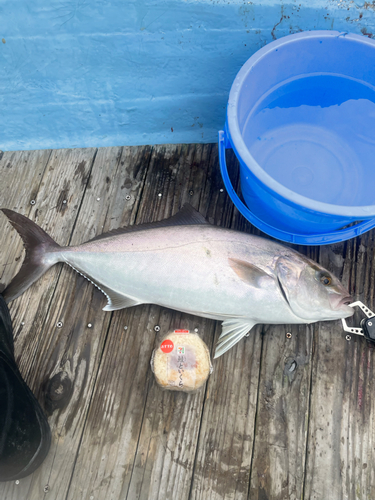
left=0, top=144, right=374, bottom=500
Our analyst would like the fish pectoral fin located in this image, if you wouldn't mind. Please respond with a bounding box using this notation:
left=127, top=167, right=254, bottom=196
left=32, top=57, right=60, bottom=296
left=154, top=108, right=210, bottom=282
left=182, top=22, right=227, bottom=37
left=214, top=319, right=256, bottom=358
left=228, top=258, right=273, bottom=288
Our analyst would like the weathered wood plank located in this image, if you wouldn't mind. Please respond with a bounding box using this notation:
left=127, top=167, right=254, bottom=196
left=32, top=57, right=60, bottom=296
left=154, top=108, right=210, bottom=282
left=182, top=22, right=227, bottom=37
left=190, top=327, right=262, bottom=500
left=0, top=149, right=52, bottom=287
left=42, top=145, right=154, bottom=500
left=187, top=152, right=261, bottom=500
left=2, top=143, right=375, bottom=500
left=248, top=323, right=313, bottom=500
left=0, top=149, right=51, bottom=500
left=0, top=148, right=97, bottom=377
left=304, top=235, right=375, bottom=500
left=66, top=302, right=162, bottom=500
left=125, top=316, right=218, bottom=500
left=10, top=146, right=152, bottom=500
left=2, top=148, right=97, bottom=376
left=62, top=144, right=221, bottom=500
left=56, top=144, right=199, bottom=500
left=246, top=247, right=319, bottom=500
left=120, top=144, right=238, bottom=500
left=0, top=147, right=99, bottom=500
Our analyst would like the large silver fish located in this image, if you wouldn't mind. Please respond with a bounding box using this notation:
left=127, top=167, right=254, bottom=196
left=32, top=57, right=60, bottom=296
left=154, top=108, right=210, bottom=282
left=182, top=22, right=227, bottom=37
left=1, top=205, right=353, bottom=358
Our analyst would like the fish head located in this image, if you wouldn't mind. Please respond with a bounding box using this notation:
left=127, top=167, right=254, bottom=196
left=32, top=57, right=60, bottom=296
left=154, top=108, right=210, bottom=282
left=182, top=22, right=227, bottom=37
left=276, top=255, right=354, bottom=322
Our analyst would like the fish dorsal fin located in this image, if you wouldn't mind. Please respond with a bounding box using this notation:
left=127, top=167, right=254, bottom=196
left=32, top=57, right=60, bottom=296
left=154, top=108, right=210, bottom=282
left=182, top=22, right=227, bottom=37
left=167, top=203, right=209, bottom=225
left=229, top=258, right=273, bottom=288
left=66, top=263, right=142, bottom=311
left=214, top=319, right=256, bottom=358
left=87, top=204, right=209, bottom=243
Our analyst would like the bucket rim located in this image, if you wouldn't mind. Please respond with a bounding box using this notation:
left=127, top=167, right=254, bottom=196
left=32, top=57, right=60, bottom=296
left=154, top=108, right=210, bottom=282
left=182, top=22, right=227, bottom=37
left=227, top=30, right=375, bottom=218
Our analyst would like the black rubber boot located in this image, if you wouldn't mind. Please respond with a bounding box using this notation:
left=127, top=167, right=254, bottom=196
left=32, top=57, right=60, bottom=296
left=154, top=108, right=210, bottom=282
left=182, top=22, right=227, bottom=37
left=0, top=294, right=51, bottom=481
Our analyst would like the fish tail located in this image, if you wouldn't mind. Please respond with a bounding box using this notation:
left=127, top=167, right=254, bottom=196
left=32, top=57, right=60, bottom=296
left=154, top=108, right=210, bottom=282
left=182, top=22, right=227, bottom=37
left=1, top=209, right=62, bottom=303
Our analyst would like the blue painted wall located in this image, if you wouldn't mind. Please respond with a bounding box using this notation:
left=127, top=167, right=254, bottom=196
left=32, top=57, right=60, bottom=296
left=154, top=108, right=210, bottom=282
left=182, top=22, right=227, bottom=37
left=1, top=0, right=375, bottom=151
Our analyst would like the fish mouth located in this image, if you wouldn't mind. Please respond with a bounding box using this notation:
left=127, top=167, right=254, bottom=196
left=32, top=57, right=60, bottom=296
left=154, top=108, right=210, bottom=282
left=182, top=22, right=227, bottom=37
left=340, top=296, right=353, bottom=306
left=331, top=295, right=355, bottom=316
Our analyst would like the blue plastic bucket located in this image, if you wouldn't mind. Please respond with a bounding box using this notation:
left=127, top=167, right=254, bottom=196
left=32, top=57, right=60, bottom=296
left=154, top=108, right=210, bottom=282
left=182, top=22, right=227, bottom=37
left=219, top=31, right=375, bottom=245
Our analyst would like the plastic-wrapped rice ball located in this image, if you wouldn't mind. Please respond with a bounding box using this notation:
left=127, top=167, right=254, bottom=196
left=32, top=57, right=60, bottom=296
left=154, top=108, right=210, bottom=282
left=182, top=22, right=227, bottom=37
left=151, top=330, right=212, bottom=392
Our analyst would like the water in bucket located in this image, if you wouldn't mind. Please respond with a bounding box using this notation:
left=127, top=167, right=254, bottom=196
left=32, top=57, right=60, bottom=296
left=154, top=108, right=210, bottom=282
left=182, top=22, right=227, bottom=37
left=243, top=74, right=375, bottom=206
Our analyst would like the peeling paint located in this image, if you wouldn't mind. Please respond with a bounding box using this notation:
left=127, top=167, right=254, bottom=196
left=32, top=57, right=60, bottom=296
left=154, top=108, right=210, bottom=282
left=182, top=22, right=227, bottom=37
left=361, top=26, right=375, bottom=36
left=363, top=1, right=375, bottom=11
left=271, top=11, right=287, bottom=40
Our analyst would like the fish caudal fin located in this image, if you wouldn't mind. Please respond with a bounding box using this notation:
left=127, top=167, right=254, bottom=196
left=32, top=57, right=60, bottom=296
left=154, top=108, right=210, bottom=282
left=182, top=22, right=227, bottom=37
left=214, top=319, right=256, bottom=358
left=1, top=209, right=61, bottom=303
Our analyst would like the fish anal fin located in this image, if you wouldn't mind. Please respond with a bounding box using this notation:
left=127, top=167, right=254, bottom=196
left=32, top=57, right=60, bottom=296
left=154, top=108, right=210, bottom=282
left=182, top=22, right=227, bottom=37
left=65, top=263, right=142, bottom=312
left=86, top=281, right=141, bottom=312
left=229, top=258, right=273, bottom=288
left=101, top=286, right=141, bottom=311
left=214, top=319, right=256, bottom=358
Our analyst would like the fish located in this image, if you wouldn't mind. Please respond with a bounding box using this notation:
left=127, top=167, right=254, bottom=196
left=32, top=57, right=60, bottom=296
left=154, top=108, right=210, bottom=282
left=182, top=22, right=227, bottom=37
left=1, top=205, right=354, bottom=358
left=0, top=293, right=51, bottom=481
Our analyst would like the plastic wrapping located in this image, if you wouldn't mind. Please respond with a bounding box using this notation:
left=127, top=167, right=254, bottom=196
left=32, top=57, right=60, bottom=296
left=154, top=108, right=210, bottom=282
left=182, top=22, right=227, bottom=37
left=151, top=329, right=213, bottom=392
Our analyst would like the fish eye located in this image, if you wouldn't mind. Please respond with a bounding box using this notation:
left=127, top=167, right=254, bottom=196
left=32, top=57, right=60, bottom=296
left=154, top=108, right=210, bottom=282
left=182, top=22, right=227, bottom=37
left=320, top=275, right=332, bottom=286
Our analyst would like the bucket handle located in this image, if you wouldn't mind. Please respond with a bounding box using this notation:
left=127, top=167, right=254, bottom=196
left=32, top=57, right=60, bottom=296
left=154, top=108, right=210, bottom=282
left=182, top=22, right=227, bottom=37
left=219, top=130, right=375, bottom=245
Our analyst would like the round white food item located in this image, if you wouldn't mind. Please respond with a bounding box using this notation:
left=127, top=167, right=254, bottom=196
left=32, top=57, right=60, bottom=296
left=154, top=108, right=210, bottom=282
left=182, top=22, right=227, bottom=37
left=152, top=331, right=212, bottom=392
